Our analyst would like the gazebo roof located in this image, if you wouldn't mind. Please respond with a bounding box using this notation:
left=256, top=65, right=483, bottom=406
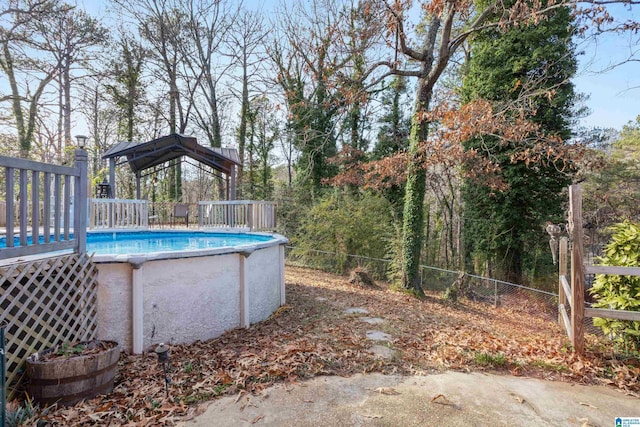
left=102, top=133, right=241, bottom=175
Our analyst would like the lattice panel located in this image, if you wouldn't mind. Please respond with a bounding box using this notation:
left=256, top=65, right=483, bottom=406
left=0, top=252, right=98, bottom=399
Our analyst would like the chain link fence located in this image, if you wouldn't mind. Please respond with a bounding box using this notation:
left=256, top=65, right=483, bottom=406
left=286, top=246, right=602, bottom=334
left=420, top=264, right=560, bottom=322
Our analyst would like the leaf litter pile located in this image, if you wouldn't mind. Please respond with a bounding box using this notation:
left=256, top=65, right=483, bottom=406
left=36, top=340, right=118, bottom=362
left=34, top=266, right=639, bottom=425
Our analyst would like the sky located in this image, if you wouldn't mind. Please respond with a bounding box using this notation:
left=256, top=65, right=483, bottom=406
left=573, top=6, right=640, bottom=130
left=13, top=0, right=640, bottom=135
left=79, top=0, right=639, bottom=131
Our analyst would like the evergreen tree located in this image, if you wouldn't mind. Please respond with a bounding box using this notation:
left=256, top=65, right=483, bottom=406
left=272, top=46, right=338, bottom=198
left=373, top=76, right=411, bottom=221
left=243, top=96, right=277, bottom=200
left=461, top=5, right=577, bottom=282
left=105, top=33, right=147, bottom=142
left=373, top=76, right=410, bottom=159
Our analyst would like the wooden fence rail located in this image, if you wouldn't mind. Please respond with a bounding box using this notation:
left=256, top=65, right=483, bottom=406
left=0, top=202, right=50, bottom=229
left=559, top=184, right=640, bottom=354
left=89, top=198, right=149, bottom=229
left=0, top=151, right=87, bottom=260
left=198, top=200, right=276, bottom=231
left=87, top=200, right=275, bottom=230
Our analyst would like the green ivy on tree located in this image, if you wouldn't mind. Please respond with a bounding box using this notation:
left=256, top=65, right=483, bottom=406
left=461, top=3, right=577, bottom=283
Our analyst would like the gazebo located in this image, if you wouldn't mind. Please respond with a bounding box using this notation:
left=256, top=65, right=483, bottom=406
left=102, top=133, right=241, bottom=200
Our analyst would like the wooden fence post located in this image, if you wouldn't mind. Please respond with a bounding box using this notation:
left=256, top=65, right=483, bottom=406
left=74, top=148, right=88, bottom=255
left=558, top=236, right=568, bottom=325
left=570, top=185, right=585, bottom=355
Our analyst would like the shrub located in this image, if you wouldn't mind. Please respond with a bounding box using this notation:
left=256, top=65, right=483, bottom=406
left=290, top=192, right=393, bottom=275
left=590, top=221, right=640, bottom=351
left=6, top=399, right=39, bottom=427
left=473, top=351, right=506, bottom=367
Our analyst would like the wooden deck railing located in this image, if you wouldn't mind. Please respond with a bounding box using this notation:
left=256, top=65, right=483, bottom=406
left=0, top=151, right=88, bottom=259
left=89, top=198, right=149, bottom=229
left=0, top=201, right=47, bottom=228
left=559, top=185, right=640, bottom=354
left=86, top=199, right=275, bottom=230
left=198, top=200, right=276, bottom=231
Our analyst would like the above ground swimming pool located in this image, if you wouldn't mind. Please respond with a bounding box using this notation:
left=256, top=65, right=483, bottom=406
left=2, top=230, right=279, bottom=259
left=86, top=230, right=279, bottom=260
left=86, top=230, right=288, bottom=354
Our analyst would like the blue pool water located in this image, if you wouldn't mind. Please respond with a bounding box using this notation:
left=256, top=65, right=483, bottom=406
left=1, top=231, right=275, bottom=256
left=89, top=231, right=274, bottom=255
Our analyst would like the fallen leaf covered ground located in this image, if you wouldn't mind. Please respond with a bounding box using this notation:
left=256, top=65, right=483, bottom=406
left=30, top=266, right=640, bottom=426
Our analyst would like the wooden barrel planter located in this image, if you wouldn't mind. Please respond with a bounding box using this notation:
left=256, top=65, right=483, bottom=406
left=26, top=340, right=119, bottom=406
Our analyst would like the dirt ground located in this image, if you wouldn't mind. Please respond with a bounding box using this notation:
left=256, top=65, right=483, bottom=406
left=37, top=266, right=640, bottom=425
left=178, top=267, right=639, bottom=426
left=179, top=371, right=639, bottom=427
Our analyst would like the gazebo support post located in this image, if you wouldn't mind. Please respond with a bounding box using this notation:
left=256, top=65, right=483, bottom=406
left=135, top=172, right=141, bottom=200
left=229, top=165, right=236, bottom=201
left=109, top=158, right=116, bottom=198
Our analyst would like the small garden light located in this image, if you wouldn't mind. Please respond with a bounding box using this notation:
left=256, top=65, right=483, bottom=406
left=155, top=343, right=170, bottom=398
left=74, top=135, right=87, bottom=149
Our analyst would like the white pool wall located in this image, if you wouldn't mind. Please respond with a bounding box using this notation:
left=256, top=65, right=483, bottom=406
left=93, top=232, right=287, bottom=353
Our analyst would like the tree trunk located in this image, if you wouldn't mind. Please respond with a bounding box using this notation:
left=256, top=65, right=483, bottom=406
left=207, top=77, right=222, bottom=148
left=2, top=43, right=27, bottom=155
left=401, top=150, right=427, bottom=293
left=248, top=116, right=256, bottom=198
left=91, top=86, right=100, bottom=175
left=499, top=243, right=523, bottom=284
left=126, top=63, right=135, bottom=141
left=237, top=47, right=249, bottom=198
left=168, top=76, right=182, bottom=201
left=401, top=79, right=432, bottom=294
left=57, top=73, right=63, bottom=160
left=63, top=61, right=72, bottom=152
left=350, top=104, right=360, bottom=150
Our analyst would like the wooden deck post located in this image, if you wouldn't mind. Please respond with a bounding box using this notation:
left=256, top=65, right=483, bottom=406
left=558, top=236, right=568, bottom=325
left=31, top=170, right=40, bottom=240
left=19, top=169, right=28, bottom=245
left=74, top=148, right=88, bottom=255
left=5, top=168, right=14, bottom=247
left=570, top=185, right=585, bottom=355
